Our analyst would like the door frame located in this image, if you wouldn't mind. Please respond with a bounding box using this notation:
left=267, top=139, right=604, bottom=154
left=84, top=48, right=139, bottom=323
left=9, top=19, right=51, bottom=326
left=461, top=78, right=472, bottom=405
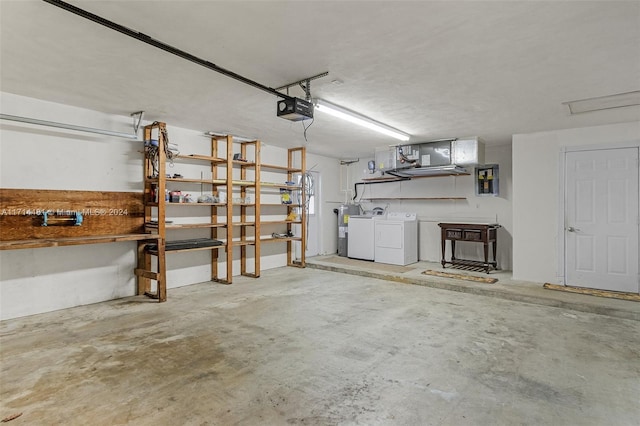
left=557, top=141, right=640, bottom=286
left=306, top=170, right=322, bottom=257
left=294, top=170, right=322, bottom=258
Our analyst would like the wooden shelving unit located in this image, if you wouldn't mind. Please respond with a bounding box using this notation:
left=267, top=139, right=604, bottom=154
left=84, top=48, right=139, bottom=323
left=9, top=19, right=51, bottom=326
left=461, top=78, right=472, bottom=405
left=233, top=139, right=260, bottom=278
left=258, top=147, right=307, bottom=267
left=143, top=123, right=307, bottom=286
left=143, top=123, right=233, bottom=284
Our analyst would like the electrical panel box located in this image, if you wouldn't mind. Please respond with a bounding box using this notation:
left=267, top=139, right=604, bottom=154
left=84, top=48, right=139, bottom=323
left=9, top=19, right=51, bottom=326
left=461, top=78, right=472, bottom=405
left=476, top=164, right=499, bottom=196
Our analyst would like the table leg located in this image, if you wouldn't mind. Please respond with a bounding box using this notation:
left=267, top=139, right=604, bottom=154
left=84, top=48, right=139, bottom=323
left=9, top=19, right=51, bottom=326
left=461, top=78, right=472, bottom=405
left=137, top=241, right=151, bottom=295
left=483, top=242, right=489, bottom=273
left=493, top=240, right=498, bottom=269
left=441, top=233, right=447, bottom=268
left=156, top=238, right=167, bottom=302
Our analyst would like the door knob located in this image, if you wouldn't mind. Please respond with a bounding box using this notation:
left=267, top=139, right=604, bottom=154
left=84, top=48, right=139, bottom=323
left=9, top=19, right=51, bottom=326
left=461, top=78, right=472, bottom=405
left=567, top=227, right=580, bottom=232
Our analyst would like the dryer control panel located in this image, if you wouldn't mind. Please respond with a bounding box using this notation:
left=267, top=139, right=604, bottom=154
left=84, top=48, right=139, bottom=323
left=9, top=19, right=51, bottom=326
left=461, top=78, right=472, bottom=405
left=386, top=212, right=417, bottom=221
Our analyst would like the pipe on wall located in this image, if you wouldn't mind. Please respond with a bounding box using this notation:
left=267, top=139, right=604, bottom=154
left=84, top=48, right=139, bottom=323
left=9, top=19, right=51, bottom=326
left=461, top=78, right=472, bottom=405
left=0, top=113, right=139, bottom=140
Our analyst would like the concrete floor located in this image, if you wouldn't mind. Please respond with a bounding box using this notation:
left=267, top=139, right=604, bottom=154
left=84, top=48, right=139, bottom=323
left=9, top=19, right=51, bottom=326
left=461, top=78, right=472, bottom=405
left=307, top=255, right=640, bottom=321
left=1, top=267, right=639, bottom=425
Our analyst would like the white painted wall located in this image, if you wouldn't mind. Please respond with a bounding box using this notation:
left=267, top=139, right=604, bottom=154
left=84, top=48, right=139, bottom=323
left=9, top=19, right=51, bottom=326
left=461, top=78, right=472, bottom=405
left=1, top=93, right=145, bottom=320
left=0, top=92, right=340, bottom=319
left=349, top=144, right=513, bottom=269
left=512, top=121, right=640, bottom=284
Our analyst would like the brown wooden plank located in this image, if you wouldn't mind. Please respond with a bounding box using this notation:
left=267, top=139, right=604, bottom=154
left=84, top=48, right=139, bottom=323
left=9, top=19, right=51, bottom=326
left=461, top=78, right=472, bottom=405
left=262, top=237, right=302, bottom=243
left=1, top=188, right=145, bottom=240
left=261, top=163, right=302, bottom=172
left=0, top=234, right=159, bottom=250
left=134, top=268, right=159, bottom=280
left=0, top=240, right=56, bottom=250
left=176, top=154, right=226, bottom=163
left=543, top=283, right=640, bottom=302
left=225, top=135, right=234, bottom=283
left=154, top=238, right=167, bottom=302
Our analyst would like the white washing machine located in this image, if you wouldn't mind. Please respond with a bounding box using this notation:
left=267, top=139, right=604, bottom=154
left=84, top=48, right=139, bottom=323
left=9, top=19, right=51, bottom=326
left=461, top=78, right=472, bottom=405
left=348, top=215, right=376, bottom=260
left=374, top=212, right=418, bottom=265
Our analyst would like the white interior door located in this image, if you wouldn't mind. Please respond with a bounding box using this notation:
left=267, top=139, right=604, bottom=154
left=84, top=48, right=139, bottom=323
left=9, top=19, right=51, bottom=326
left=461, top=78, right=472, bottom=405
left=565, top=147, right=639, bottom=293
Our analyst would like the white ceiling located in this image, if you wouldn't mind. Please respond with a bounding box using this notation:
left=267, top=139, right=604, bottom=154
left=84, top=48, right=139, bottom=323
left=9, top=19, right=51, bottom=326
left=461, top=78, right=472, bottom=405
left=1, top=1, right=639, bottom=159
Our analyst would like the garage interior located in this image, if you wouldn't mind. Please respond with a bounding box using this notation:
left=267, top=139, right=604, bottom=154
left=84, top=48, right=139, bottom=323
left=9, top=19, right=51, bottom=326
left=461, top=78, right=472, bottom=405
left=1, top=1, right=639, bottom=425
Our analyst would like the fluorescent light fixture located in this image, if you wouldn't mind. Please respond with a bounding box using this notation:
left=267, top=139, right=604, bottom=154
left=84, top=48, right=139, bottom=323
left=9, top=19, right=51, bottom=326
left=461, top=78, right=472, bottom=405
left=313, top=99, right=410, bottom=141
left=563, top=90, right=640, bottom=114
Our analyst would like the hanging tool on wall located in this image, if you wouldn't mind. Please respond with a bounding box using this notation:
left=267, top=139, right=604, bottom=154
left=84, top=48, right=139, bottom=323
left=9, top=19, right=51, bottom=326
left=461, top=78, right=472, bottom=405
left=41, top=211, right=83, bottom=226
left=144, top=122, right=179, bottom=177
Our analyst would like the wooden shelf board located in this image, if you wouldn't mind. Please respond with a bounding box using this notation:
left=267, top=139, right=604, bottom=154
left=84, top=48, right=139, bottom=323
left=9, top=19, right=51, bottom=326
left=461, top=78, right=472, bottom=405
left=234, top=222, right=256, bottom=226
left=163, top=202, right=226, bottom=207
left=234, top=160, right=257, bottom=167
left=261, top=163, right=302, bottom=172
left=159, top=245, right=227, bottom=254
left=149, top=202, right=261, bottom=208
left=167, top=177, right=206, bottom=183
left=260, top=220, right=302, bottom=225
left=228, top=236, right=302, bottom=245
left=260, top=182, right=302, bottom=189
left=261, top=237, right=302, bottom=243
left=232, top=180, right=256, bottom=187
left=149, top=177, right=252, bottom=185
left=176, top=154, right=226, bottom=163
left=147, top=223, right=227, bottom=229
left=162, top=178, right=260, bottom=186
left=232, top=240, right=257, bottom=247
left=0, top=233, right=159, bottom=251
left=165, top=177, right=227, bottom=184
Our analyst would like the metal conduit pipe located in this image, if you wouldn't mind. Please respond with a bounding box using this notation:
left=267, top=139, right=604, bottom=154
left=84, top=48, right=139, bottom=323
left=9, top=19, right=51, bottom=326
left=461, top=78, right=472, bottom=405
left=0, top=114, right=140, bottom=140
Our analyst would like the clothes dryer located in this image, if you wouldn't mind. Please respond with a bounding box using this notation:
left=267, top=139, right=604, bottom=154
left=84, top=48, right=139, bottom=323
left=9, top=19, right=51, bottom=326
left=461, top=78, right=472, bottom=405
left=374, top=212, right=418, bottom=266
